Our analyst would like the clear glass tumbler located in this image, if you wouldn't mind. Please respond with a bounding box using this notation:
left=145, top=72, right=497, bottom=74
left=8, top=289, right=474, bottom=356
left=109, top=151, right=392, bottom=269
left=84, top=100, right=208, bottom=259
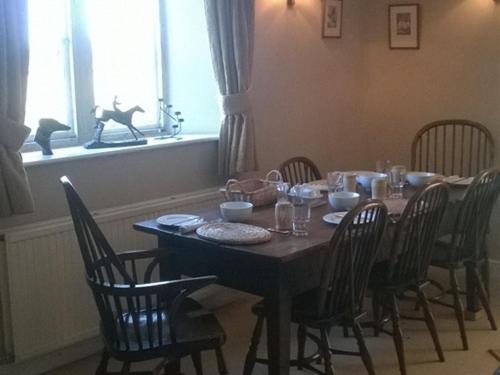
left=292, top=200, right=311, bottom=237
left=327, top=171, right=343, bottom=193
left=389, top=165, right=406, bottom=199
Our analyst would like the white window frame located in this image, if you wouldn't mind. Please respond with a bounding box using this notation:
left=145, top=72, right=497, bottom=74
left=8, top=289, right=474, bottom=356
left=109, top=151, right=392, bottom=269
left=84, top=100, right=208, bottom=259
left=22, top=0, right=169, bottom=153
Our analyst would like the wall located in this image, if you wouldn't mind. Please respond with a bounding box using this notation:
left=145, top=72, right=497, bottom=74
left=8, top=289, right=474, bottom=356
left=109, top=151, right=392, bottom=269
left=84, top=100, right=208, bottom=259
left=359, top=0, right=500, bottom=257
left=252, top=0, right=369, bottom=174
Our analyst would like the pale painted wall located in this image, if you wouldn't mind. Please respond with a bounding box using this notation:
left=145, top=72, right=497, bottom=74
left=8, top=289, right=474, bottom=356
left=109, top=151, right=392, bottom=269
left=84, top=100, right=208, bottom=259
left=359, top=0, right=500, bottom=257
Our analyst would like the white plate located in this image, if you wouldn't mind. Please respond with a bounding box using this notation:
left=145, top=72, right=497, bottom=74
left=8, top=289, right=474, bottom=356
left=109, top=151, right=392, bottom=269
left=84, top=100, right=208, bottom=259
left=444, top=176, right=474, bottom=186
left=323, top=212, right=348, bottom=225
left=157, top=214, right=201, bottom=226
left=323, top=211, right=376, bottom=225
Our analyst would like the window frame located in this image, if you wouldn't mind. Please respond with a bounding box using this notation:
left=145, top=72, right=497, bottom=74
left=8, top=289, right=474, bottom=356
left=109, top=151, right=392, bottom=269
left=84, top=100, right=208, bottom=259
left=22, top=0, right=168, bottom=152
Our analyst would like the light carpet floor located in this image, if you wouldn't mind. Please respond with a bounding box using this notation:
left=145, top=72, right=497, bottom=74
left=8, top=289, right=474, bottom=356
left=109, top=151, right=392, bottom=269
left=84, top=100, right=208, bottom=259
left=45, top=265, right=500, bottom=375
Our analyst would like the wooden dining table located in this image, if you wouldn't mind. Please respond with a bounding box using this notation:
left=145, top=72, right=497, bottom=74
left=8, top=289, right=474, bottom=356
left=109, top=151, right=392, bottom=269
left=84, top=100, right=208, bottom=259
left=133, top=184, right=470, bottom=375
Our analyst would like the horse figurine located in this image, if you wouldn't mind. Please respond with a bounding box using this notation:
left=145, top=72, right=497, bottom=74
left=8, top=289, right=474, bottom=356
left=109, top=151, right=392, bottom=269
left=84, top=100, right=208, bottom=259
left=91, top=97, right=145, bottom=141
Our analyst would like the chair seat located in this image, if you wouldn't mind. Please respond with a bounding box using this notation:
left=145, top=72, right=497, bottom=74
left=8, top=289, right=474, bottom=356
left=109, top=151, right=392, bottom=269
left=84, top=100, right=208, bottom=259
left=112, top=298, right=225, bottom=357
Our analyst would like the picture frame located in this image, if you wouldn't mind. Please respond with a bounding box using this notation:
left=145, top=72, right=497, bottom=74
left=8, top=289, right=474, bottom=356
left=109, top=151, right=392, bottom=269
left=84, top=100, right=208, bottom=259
left=322, top=0, right=342, bottom=38
left=389, top=4, right=420, bottom=49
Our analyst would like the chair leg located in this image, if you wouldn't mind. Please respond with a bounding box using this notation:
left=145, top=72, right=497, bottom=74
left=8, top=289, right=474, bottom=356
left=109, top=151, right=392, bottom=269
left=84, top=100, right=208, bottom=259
left=372, top=291, right=381, bottom=337
left=482, top=258, right=490, bottom=298
left=164, top=360, right=181, bottom=375
left=215, top=347, right=229, bottom=375
left=417, top=286, right=445, bottom=362
left=472, top=267, right=497, bottom=331
left=450, top=267, right=468, bottom=350
left=243, top=315, right=265, bottom=375
left=191, top=352, right=203, bottom=375
left=342, top=325, right=349, bottom=337
left=320, top=328, right=335, bottom=375
left=297, top=324, right=307, bottom=370
left=390, top=294, right=406, bottom=375
left=120, top=362, right=131, bottom=375
left=95, top=349, right=110, bottom=375
left=352, top=321, right=376, bottom=375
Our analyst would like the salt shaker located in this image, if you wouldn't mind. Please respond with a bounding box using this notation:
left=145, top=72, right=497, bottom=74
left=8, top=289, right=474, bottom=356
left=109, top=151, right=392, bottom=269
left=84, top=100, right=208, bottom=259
left=371, top=178, right=387, bottom=199
left=275, top=182, right=293, bottom=230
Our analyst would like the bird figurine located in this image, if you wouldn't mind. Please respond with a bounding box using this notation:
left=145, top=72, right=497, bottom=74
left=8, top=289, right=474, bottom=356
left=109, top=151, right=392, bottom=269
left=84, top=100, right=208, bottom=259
left=34, top=118, right=70, bottom=155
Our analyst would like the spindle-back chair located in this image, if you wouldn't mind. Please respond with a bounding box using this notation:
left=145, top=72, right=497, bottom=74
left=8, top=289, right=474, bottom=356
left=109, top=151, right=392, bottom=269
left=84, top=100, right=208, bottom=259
left=244, top=200, right=388, bottom=375
left=370, top=181, right=449, bottom=375
left=411, top=119, right=494, bottom=177
left=279, top=156, right=322, bottom=186
left=60, top=176, right=227, bottom=375
left=430, top=168, right=500, bottom=351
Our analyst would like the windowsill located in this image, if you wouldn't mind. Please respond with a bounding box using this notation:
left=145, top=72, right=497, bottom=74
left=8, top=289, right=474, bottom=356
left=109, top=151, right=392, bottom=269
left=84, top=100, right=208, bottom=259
left=22, top=134, right=219, bottom=167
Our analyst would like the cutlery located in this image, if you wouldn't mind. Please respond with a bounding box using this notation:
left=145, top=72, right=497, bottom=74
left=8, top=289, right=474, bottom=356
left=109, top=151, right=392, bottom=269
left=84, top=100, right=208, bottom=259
left=267, top=227, right=291, bottom=235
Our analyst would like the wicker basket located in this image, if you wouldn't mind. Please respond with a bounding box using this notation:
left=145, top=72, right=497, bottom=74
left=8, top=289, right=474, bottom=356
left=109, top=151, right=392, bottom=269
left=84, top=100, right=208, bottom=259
left=220, top=170, right=282, bottom=207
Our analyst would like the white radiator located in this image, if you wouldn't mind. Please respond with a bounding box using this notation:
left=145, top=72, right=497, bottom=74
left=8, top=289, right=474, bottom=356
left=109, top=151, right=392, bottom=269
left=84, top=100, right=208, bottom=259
left=0, top=188, right=222, bottom=363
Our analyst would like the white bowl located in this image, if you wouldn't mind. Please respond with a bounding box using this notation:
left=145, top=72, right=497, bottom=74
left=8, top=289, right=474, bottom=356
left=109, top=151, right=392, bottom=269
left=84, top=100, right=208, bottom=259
left=406, top=172, right=439, bottom=187
left=328, top=192, right=360, bottom=211
left=356, top=172, right=387, bottom=190
left=220, top=201, right=253, bottom=222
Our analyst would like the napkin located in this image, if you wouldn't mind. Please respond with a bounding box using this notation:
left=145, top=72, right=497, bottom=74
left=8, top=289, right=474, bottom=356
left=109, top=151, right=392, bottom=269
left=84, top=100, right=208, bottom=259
left=177, top=219, right=206, bottom=234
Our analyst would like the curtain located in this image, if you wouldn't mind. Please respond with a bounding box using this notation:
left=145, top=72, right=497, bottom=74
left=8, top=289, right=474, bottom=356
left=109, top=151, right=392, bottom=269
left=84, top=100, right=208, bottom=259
left=204, top=0, right=258, bottom=177
left=0, top=0, right=34, bottom=217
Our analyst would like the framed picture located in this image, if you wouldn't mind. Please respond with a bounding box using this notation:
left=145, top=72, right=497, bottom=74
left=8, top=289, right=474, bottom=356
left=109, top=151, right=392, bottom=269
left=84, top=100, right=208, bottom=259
left=389, top=4, right=420, bottom=49
left=322, top=0, right=342, bottom=38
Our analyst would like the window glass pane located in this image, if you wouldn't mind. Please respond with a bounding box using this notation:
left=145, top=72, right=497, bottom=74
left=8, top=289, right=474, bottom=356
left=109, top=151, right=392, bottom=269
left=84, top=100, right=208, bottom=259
left=26, top=0, right=73, bottom=135
left=86, top=0, right=160, bottom=130
left=164, top=0, right=221, bottom=134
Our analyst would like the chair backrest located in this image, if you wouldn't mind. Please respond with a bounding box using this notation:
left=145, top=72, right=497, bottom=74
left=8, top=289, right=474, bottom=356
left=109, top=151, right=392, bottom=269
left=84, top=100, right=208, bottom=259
left=388, top=182, right=449, bottom=286
left=317, top=200, right=388, bottom=318
left=278, top=156, right=321, bottom=186
left=411, top=119, right=494, bottom=177
left=450, top=168, right=500, bottom=263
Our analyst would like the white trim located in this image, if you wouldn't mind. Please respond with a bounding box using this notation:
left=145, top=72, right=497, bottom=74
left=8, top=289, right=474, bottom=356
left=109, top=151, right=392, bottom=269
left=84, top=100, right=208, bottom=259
left=22, top=134, right=218, bottom=168
left=3, top=188, right=221, bottom=243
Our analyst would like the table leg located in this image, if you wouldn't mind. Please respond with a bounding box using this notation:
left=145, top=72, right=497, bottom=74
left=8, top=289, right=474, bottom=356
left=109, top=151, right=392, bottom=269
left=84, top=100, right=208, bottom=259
left=265, top=277, right=292, bottom=375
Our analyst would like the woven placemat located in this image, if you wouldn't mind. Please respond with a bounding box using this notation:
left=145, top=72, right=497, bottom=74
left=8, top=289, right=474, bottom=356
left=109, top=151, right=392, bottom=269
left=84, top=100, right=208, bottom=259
left=196, top=223, right=272, bottom=245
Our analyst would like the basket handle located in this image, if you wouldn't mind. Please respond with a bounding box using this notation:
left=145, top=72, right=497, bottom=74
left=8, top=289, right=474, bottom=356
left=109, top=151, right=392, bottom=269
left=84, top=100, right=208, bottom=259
left=225, top=179, right=249, bottom=196
left=264, top=170, right=283, bottom=183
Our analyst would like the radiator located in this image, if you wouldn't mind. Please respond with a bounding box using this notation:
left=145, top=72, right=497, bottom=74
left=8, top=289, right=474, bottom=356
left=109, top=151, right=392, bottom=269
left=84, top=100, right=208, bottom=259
left=0, top=188, right=222, bottom=363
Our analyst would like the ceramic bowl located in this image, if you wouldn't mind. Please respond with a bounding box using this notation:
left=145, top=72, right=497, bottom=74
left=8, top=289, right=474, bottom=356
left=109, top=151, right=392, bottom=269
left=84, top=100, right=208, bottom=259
left=220, top=201, right=253, bottom=222
left=406, top=172, right=439, bottom=187
left=356, top=172, right=387, bottom=191
left=328, top=192, right=360, bottom=211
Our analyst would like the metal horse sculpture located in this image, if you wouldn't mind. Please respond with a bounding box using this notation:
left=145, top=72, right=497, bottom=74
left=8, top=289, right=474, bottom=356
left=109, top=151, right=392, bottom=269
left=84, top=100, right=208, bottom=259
left=91, top=97, right=145, bottom=143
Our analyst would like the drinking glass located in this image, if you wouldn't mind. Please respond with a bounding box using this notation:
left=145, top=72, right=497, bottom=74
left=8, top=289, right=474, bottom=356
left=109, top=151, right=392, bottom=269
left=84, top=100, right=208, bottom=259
left=327, top=171, right=343, bottom=193
left=376, top=160, right=392, bottom=174
left=389, top=165, right=406, bottom=199
left=292, top=201, right=311, bottom=237
left=291, top=185, right=311, bottom=236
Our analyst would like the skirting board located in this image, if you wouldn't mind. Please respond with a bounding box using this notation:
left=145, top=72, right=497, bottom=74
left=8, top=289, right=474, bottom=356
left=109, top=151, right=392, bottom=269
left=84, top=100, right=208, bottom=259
left=0, top=336, right=102, bottom=375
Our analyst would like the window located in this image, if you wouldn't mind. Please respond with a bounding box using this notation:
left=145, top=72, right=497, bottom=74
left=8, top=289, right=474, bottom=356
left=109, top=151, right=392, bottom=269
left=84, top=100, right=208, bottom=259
left=24, top=0, right=220, bottom=150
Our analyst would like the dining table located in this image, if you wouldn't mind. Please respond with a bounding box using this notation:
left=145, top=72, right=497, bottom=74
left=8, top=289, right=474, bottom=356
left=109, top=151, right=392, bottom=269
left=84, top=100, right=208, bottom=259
left=133, top=183, right=471, bottom=375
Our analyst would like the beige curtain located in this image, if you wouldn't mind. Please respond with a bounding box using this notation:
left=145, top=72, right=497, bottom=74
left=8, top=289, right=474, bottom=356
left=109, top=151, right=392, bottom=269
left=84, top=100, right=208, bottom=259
left=204, top=0, right=258, bottom=177
left=0, top=0, right=34, bottom=217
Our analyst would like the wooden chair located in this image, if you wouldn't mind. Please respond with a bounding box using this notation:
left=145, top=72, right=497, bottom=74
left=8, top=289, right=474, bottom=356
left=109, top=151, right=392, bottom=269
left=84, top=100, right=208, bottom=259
left=244, top=200, right=388, bottom=375
left=278, top=156, right=322, bottom=185
left=411, top=119, right=494, bottom=177
left=369, top=182, right=449, bottom=375
left=430, top=168, right=500, bottom=351
left=60, top=176, right=228, bottom=375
